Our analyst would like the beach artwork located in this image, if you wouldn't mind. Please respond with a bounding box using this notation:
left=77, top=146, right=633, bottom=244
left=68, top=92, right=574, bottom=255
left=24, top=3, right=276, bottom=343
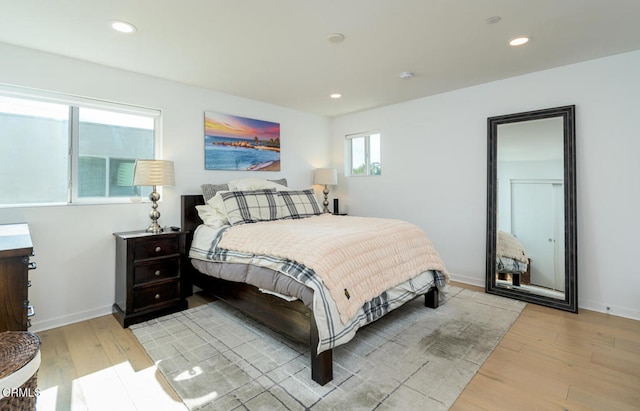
left=204, top=111, right=281, bottom=171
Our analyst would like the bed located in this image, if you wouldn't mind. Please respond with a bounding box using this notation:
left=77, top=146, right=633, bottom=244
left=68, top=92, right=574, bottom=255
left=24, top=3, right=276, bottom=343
left=496, top=230, right=530, bottom=286
left=180, top=179, right=449, bottom=385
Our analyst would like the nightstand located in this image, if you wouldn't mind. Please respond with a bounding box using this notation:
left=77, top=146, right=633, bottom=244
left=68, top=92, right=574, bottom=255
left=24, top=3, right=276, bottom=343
left=113, top=230, right=188, bottom=327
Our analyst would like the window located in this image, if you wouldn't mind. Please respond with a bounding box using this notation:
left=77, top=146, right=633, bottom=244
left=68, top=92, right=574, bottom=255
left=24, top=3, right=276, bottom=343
left=74, top=107, right=156, bottom=202
left=346, top=131, right=381, bottom=176
left=0, top=87, right=159, bottom=206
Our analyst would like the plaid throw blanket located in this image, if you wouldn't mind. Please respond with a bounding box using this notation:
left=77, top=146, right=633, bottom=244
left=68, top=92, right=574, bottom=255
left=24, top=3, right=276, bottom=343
left=190, top=216, right=448, bottom=353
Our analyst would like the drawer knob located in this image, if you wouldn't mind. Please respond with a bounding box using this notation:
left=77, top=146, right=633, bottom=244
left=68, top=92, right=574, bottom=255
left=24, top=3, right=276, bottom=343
left=154, top=270, right=161, bottom=276
left=155, top=293, right=161, bottom=300
left=155, top=246, right=162, bottom=252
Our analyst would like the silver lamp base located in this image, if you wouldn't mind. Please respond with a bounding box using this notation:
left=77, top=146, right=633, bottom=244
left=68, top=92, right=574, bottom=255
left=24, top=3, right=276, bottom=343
left=322, top=185, right=330, bottom=213
left=146, top=220, right=163, bottom=234
left=146, top=188, right=163, bottom=233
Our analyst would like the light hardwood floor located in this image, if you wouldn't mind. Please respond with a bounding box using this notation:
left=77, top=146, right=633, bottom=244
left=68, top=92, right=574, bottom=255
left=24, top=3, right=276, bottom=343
left=33, top=284, right=640, bottom=410
left=452, top=284, right=640, bottom=411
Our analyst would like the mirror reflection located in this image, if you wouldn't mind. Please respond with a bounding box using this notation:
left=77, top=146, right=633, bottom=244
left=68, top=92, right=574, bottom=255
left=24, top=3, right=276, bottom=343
left=486, top=105, right=577, bottom=313
left=495, top=118, right=565, bottom=299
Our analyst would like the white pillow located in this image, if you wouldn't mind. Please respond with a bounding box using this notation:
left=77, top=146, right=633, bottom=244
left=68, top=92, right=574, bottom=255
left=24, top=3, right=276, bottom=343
left=195, top=191, right=231, bottom=227
left=195, top=204, right=228, bottom=228
left=228, top=177, right=290, bottom=192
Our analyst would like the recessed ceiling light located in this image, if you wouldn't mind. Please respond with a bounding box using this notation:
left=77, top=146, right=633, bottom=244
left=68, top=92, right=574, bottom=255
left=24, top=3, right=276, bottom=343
left=400, top=71, right=414, bottom=79
left=508, top=36, right=530, bottom=46
left=330, top=93, right=342, bottom=99
left=486, top=16, right=502, bottom=24
left=110, top=20, right=137, bottom=34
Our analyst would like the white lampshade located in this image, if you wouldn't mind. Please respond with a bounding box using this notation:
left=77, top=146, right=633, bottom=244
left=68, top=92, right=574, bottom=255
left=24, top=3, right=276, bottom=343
left=314, top=168, right=338, bottom=186
left=133, top=160, right=175, bottom=187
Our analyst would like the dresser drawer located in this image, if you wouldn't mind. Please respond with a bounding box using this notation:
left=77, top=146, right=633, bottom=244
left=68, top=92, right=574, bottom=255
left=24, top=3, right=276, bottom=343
left=134, top=237, right=178, bottom=260
left=133, top=280, right=179, bottom=311
left=134, top=259, right=179, bottom=285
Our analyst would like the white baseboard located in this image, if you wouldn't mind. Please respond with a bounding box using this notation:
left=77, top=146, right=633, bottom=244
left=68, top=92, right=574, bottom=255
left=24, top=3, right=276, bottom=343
left=29, top=304, right=113, bottom=333
left=578, top=299, right=640, bottom=321
left=448, top=273, right=485, bottom=288
left=448, top=273, right=640, bottom=322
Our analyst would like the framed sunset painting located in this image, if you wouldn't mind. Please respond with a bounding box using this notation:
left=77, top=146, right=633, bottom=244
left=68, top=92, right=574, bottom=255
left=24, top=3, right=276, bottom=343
left=204, top=111, right=281, bottom=171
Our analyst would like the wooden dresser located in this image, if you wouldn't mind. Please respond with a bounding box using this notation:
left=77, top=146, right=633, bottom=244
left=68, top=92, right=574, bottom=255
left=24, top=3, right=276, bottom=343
left=113, top=230, right=188, bottom=327
left=0, top=223, right=36, bottom=332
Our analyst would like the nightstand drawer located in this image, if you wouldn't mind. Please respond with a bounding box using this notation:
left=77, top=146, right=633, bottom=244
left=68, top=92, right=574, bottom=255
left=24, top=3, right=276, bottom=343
left=134, top=237, right=179, bottom=260
left=133, top=280, right=179, bottom=311
left=134, top=259, right=179, bottom=285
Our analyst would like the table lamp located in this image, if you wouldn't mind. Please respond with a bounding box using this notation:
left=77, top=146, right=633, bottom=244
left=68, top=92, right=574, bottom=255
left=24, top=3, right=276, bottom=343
left=133, top=160, right=175, bottom=233
left=314, top=168, right=338, bottom=213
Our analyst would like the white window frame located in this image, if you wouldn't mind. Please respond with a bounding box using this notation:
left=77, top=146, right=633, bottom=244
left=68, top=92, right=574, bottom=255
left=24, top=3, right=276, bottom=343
left=345, top=131, right=381, bottom=177
left=0, top=84, right=162, bottom=207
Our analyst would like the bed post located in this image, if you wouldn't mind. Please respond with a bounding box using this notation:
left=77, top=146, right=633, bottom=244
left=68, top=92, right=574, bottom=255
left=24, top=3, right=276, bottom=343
left=310, top=313, right=332, bottom=385
left=181, top=195, right=205, bottom=298
left=424, top=286, right=439, bottom=308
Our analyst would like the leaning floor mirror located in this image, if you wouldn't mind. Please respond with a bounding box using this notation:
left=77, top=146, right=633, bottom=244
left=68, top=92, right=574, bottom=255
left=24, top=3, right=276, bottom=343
left=486, top=105, right=577, bottom=312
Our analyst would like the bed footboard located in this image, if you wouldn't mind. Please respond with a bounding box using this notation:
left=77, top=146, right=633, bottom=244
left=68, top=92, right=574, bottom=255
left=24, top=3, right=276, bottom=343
left=190, top=269, right=333, bottom=384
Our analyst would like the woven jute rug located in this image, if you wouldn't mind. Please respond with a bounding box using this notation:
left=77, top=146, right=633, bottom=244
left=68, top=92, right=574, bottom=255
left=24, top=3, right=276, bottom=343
left=131, top=286, right=525, bottom=410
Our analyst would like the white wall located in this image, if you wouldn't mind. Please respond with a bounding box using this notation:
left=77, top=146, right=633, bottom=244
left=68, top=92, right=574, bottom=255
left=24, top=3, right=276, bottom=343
left=331, top=50, right=640, bottom=320
left=0, top=43, right=331, bottom=331
left=2, top=41, right=638, bottom=329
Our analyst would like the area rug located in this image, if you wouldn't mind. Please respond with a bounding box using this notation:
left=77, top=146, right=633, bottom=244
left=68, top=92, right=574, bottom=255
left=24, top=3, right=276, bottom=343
left=131, top=286, right=525, bottom=410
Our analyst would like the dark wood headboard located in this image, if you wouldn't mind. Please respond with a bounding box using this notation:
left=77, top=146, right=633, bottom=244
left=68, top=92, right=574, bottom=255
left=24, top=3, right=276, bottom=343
left=180, top=194, right=205, bottom=234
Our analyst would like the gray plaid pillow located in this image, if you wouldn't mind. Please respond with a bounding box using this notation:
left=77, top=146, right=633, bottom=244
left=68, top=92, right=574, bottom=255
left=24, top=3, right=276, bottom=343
left=267, top=178, right=288, bottom=187
left=278, top=189, right=322, bottom=219
left=221, top=189, right=280, bottom=225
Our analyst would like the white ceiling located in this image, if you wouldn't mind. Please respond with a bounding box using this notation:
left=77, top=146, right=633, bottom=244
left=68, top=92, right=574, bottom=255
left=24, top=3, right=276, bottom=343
left=1, top=0, right=640, bottom=117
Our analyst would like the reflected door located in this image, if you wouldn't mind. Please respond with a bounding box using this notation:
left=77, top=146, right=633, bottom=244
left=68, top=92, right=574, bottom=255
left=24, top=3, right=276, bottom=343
left=553, top=183, right=565, bottom=290
left=511, top=181, right=563, bottom=290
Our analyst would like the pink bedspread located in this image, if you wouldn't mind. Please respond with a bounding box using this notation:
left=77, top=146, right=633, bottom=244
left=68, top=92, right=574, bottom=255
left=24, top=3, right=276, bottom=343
left=497, top=230, right=529, bottom=263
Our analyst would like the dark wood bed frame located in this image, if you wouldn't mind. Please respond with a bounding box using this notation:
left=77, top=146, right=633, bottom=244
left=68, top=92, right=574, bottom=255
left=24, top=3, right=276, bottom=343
left=180, top=194, right=439, bottom=385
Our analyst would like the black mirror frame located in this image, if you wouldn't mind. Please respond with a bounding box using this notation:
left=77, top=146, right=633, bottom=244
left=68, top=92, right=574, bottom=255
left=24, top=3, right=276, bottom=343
left=486, top=105, right=577, bottom=313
